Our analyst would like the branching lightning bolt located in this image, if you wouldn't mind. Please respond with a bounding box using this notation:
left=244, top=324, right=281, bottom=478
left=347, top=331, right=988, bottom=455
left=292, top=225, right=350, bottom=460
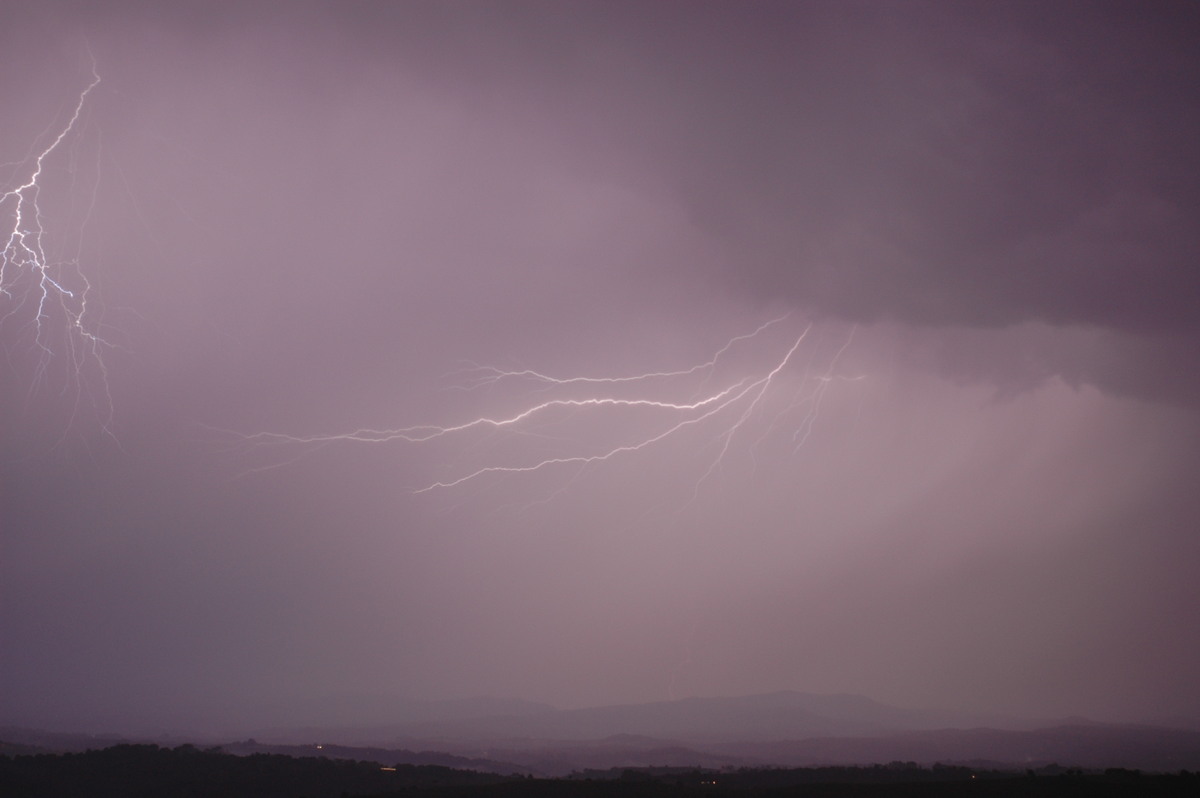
left=1, top=58, right=112, bottom=436
left=239, top=317, right=862, bottom=498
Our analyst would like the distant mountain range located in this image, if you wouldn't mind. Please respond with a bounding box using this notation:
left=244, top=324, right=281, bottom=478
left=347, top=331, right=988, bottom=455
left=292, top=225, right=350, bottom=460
left=262, top=691, right=1037, bottom=747
left=6, top=691, right=1199, bottom=776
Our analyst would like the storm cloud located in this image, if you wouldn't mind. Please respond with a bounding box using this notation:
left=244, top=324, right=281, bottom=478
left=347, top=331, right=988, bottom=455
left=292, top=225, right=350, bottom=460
left=2, top=1, right=1198, bottom=736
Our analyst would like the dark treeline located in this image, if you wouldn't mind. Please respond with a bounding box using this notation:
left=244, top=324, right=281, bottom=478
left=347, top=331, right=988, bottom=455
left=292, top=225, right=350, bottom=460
left=2, top=743, right=1198, bottom=797
left=0, top=744, right=505, bottom=798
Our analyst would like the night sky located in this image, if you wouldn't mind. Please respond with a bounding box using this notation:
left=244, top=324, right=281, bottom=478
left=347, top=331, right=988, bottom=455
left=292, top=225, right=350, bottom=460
left=2, top=1, right=1199, bottom=736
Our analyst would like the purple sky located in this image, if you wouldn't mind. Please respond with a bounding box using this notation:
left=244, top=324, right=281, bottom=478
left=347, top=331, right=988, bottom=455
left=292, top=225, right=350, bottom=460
left=2, top=1, right=1199, bottom=735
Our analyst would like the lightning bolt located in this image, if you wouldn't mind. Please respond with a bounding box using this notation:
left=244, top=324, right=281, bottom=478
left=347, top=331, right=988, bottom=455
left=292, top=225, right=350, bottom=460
left=238, top=317, right=862, bottom=499
left=1, top=58, right=112, bottom=437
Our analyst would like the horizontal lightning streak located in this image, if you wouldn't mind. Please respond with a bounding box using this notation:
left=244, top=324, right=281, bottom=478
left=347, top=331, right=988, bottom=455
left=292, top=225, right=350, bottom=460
left=240, top=317, right=860, bottom=499
left=244, top=380, right=752, bottom=447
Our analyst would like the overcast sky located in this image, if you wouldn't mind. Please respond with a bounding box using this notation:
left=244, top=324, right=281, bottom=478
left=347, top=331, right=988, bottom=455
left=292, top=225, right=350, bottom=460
left=2, top=0, right=1199, bottom=736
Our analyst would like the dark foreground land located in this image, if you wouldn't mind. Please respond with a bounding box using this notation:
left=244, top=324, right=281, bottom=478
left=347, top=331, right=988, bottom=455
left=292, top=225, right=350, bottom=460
left=2, top=743, right=1197, bottom=797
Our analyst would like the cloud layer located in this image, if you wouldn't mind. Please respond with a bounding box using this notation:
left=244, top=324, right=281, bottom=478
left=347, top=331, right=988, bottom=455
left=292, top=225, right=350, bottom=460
left=2, top=1, right=1198, bottom=735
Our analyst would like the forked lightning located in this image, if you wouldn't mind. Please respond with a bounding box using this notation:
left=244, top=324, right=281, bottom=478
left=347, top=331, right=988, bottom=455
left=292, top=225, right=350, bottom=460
left=242, top=317, right=860, bottom=495
left=2, top=60, right=111, bottom=434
